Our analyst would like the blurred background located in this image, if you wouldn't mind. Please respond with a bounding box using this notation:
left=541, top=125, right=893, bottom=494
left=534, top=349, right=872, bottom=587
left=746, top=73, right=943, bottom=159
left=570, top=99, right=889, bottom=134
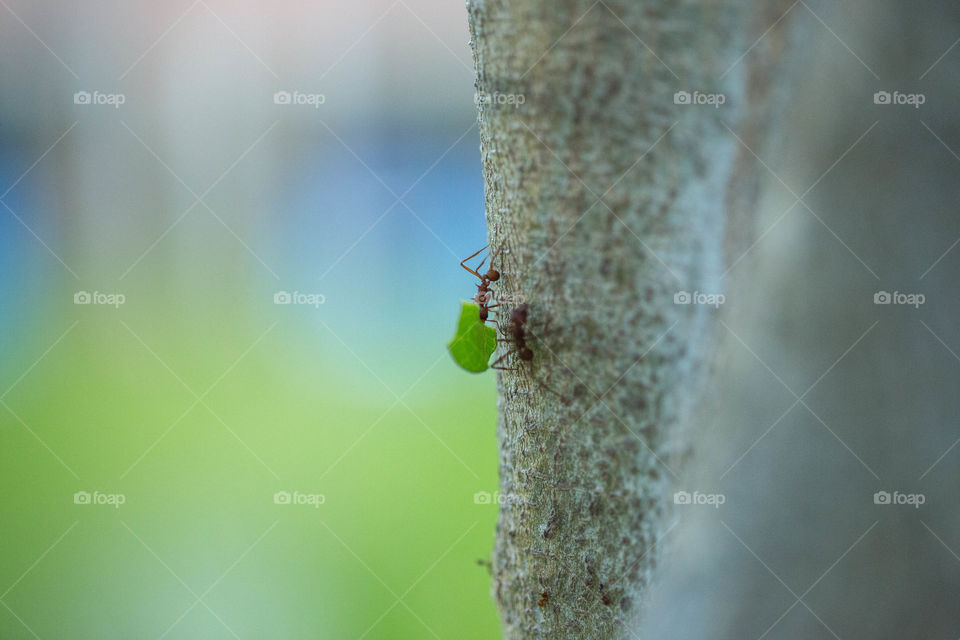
left=1, top=0, right=959, bottom=639
left=0, top=1, right=501, bottom=638
left=639, top=2, right=960, bottom=638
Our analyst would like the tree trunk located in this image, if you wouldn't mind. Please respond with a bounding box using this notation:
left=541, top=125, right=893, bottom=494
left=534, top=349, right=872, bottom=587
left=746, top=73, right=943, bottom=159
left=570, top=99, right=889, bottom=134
left=466, top=1, right=800, bottom=637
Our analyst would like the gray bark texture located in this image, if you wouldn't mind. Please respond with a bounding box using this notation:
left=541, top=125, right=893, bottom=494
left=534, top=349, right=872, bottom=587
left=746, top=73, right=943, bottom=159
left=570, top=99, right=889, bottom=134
left=466, top=1, right=800, bottom=637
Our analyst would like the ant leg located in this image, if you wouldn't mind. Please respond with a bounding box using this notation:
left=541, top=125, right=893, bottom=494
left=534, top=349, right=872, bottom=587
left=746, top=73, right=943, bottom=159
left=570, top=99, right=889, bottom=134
left=490, top=349, right=516, bottom=369
left=489, top=246, right=502, bottom=268
left=459, top=246, right=488, bottom=278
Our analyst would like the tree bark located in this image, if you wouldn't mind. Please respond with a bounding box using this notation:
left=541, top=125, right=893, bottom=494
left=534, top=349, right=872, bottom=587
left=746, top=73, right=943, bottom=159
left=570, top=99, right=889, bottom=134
left=466, top=1, right=800, bottom=637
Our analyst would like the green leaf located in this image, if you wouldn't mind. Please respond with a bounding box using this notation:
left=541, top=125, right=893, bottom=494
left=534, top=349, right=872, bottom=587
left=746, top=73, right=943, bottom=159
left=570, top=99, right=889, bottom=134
left=447, top=301, right=498, bottom=373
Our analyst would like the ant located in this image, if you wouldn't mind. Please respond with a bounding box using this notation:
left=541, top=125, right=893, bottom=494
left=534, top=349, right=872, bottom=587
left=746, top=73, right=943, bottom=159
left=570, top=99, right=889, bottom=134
left=491, top=304, right=533, bottom=370
left=460, top=245, right=501, bottom=323
left=538, top=590, right=550, bottom=607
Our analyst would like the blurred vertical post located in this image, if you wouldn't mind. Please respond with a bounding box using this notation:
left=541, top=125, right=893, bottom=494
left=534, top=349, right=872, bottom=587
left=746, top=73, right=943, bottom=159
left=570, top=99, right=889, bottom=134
left=466, top=1, right=800, bottom=637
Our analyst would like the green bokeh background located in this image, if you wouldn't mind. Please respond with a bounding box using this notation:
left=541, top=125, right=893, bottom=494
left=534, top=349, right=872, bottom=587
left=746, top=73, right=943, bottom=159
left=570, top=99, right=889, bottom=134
left=1, top=284, right=501, bottom=638
left=0, top=1, right=502, bottom=636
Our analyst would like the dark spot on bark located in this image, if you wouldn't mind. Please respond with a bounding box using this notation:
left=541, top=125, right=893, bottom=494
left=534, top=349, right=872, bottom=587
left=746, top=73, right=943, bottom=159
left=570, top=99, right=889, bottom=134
left=620, top=595, right=633, bottom=612
left=542, top=509, right=561, bottom=538
left=600, top=257, right=612, bottom=277
left=602, top=75, right=622, bottom=104
left=584, top=555, right=596, bottom=575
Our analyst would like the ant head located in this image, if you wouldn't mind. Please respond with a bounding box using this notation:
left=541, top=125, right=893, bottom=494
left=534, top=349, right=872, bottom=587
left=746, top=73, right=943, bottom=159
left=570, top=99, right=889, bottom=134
left=519, top=347, right=533, bottom=361
left=486, top=269, right=500, bottom=282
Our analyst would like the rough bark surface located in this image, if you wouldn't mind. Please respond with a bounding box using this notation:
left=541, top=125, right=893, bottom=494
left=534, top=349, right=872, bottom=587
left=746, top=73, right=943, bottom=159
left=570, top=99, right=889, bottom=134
left=466, top=1, right=799, bottom=638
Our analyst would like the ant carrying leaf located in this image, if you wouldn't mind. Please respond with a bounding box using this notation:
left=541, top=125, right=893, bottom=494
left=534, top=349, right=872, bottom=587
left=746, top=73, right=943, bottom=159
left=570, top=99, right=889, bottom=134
left=460, top=245, right=500, bottom=324
left=447, top=301, right=498, bottom=373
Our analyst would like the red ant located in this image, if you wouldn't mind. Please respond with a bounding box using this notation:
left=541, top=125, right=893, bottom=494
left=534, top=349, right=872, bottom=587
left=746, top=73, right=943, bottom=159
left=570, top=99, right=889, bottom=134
left=491, top=304, right=533, bottom=370
left=489, top=305, right=565, bottom=400
left=460, top=245, right=500, bottom=323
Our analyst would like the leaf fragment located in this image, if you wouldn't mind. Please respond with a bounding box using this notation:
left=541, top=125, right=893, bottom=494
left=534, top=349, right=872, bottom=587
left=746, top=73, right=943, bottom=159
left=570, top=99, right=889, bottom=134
left=447, top=301, right=498, bottom=373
